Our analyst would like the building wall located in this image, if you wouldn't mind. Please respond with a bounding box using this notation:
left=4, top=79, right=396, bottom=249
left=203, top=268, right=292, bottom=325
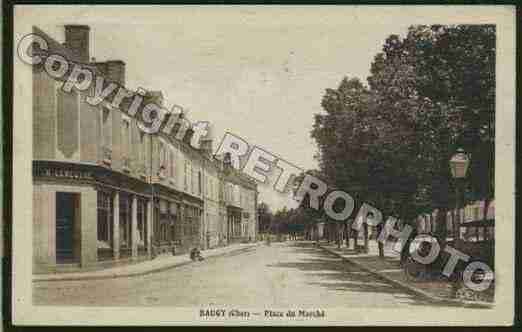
left=203, top=162, right=221, bottom=248
left=32, top=24, right=259, bottom=271
left=33, top=67, right=56, bottom=160
left=150, top=134, right=206, bottom=253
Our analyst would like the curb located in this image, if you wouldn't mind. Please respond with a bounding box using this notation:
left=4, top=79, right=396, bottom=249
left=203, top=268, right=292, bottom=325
left=33, top=244, right=258, bottom=283
left=318, top=245, right=493, bottom=309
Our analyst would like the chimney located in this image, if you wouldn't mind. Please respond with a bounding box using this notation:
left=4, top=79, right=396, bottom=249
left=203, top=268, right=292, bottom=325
left=105, top=60, right=126, bottom=86
left=64, top=25, right=90, bottom=63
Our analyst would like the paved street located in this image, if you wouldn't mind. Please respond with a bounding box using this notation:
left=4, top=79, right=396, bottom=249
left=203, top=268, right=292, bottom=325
left=34, top=242, right=436, bottom=307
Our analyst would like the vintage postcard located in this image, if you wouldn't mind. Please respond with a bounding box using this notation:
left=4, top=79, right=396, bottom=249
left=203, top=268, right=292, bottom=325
left=11, top=5, right=515, bottom=326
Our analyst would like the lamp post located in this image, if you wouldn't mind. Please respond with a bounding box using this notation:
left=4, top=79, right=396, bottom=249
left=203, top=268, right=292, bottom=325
left=449, top=148, right=470, bottom=241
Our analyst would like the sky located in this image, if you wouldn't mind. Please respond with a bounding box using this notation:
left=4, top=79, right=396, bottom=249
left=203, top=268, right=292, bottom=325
left=20, top=6, right=419, bottom=211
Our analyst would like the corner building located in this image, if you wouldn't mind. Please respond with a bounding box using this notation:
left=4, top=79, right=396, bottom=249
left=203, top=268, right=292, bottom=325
left=32, top=25, right=258, bottom=273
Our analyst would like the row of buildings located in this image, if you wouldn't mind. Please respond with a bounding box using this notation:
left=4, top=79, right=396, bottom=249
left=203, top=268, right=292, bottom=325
left=32, top=25, right=258, bottom=273
left=306, top=199, right=495, bottom=244
left=414, top=200, right=495, bottom=241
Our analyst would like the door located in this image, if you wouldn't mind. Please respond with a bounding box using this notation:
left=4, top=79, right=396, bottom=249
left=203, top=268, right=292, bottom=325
left=56, top=192, right=76, bottom=263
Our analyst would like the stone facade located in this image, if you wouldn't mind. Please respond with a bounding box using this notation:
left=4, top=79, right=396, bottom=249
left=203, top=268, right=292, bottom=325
left=32, top=25, right=258, bottom=273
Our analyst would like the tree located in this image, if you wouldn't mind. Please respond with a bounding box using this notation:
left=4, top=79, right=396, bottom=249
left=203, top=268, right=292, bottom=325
left=367, top=25, right=495, bottom=240
left=257, top=202, right=273, bottom=234
left=310, top=24, right=495, bottom=249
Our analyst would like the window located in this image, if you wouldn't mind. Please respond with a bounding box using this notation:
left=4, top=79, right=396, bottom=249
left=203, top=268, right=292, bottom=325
left=101, top=108, right=112, bottom=148
left=158, top=200, right=169, bottom=243
left=158, top=142, right=167, bottom=177
left=119, top=193, right=132, bottom=252
left=169, top=149, right=176, bottom=181
left=139, top=132, right=146, bottom=165
left=165, top=148, right=170, bottom=176
left=474, top=206, right=480, bottom=221
left=198, top=171, right=202, bottom=196
left=225, top=184, right=229, bottom=202
left=191, top=166, right=197, bottom=195
left=137, top=198, right=147, bottom=247
left=97, top=191, right=113, bottom=247
left=487, top=226, right=494, bottom=240
left=169, top=202, right=177, bottom=241
left=56, top=89, right=79, bottom=158
left=121, top=117, right=131, bottom=157
left=184, top=161, right=190, bottom=191
left=234, top=185, right=240, bottom=205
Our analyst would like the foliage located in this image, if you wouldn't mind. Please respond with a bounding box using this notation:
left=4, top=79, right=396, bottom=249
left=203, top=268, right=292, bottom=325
left=280, top=25, right=495, bottom=236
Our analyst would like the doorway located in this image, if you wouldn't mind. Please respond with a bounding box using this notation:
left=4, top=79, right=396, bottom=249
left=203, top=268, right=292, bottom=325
left=56, top=192, right=79, bottom=263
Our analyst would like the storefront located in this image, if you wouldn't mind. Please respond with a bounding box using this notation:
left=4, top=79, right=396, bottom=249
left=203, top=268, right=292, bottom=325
left=33, top=160, right=153, bottom=273
left=151, top=183, right=203, bottom=256
left=226, top=205, right=243, bottom=243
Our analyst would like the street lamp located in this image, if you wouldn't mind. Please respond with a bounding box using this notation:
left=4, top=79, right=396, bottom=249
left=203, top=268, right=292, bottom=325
left=450, top=148, right=470, bottom=241
left=450, top=148, right=470, bottom=179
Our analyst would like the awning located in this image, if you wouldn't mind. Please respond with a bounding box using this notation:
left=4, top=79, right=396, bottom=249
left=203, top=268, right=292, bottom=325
left=460, top=219, right=495, bottom=227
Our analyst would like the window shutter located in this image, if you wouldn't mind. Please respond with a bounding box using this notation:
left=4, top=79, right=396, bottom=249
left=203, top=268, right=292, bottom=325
left=57, top=89, right=79, bottom=158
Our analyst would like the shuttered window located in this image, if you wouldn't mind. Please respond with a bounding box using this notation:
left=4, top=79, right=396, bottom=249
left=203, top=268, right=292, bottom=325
left=57, top=89, right=79, bottom=158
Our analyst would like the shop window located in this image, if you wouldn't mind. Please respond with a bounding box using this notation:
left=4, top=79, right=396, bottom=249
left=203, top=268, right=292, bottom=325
left=159, top=200, right=169, bottom=243
left=137, top=198, right=148, bottom=248
left=119, top=193, right=132, bottom=253
left=97, top=191, right=113, bottom=247
left=169, top=202, right=177, bottom=241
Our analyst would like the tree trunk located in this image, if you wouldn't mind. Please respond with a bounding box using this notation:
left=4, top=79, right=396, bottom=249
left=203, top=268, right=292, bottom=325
left=339, top=224, right=342, bottom=245
left=363, top=224, right=369, bottom=253
left=377, top=224, right=384, bottom=258
left=436, top=207, right=448, bottom=248
left=451, top=209, right=452, bottom=243
left=483, top=198, right=491, bottom=221
left=378, top=241, right=384, bottom=258
left=344, top=221, right=350, bottom=248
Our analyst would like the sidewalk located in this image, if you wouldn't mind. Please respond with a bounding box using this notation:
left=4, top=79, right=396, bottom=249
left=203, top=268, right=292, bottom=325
left=33, top=242, right=259, bottom=282
left=318, top=240, right=493, bottom=308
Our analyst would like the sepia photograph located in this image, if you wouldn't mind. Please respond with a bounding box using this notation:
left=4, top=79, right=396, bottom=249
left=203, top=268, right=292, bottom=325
left=10, top=5, right=515, bottom=326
